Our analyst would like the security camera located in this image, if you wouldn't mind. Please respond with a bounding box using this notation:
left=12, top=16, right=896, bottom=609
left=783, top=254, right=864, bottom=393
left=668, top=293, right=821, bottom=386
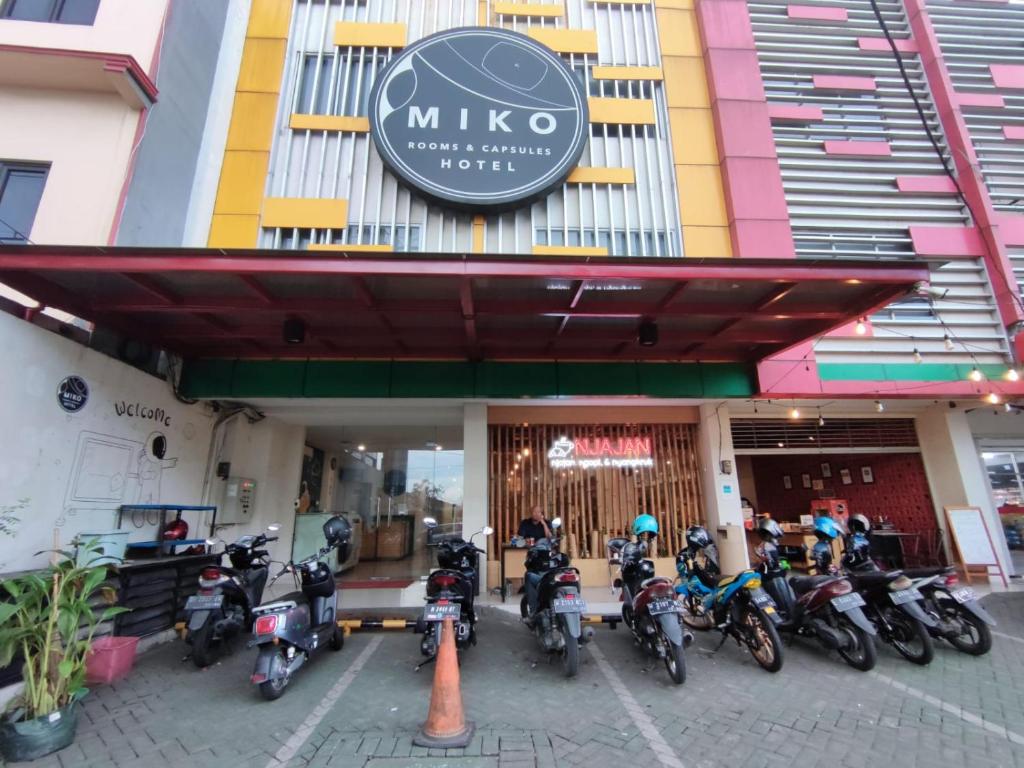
left=913, top=282, right=948, bottom=300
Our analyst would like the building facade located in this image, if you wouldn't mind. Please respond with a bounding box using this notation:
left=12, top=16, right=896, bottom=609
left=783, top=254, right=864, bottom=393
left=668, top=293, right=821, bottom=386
left=1, top=0, right=1022, bottom=595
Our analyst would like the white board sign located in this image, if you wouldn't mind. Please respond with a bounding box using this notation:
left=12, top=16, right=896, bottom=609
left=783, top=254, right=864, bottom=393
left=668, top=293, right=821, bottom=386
left=945, top=506, right=998, bottom=566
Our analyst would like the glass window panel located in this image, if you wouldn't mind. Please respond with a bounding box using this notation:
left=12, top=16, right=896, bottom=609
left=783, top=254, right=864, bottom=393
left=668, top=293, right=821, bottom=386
left=0, top=167, right=47, bottom=243
left=56, top=0, right=98, bottom=24
left=2, top=0, right=52, bottom=21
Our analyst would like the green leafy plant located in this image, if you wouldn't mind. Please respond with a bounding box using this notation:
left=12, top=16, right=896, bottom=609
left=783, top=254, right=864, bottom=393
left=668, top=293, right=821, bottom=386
left=0, top=542, right=128, bottom=721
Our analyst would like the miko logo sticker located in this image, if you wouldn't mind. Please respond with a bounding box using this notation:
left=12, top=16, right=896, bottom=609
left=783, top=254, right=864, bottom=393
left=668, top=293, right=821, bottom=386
left=56, top=375, right=89, bottom=413
left=369, top=27, right=589, bottom=212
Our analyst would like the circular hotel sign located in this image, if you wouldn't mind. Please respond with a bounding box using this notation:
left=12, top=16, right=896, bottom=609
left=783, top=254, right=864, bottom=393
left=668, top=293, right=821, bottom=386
left=369, top=27, right=589, bottom=212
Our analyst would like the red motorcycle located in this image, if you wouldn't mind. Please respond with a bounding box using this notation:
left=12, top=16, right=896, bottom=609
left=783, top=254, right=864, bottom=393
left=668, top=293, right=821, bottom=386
left=608, top=537, right=690, bottom=685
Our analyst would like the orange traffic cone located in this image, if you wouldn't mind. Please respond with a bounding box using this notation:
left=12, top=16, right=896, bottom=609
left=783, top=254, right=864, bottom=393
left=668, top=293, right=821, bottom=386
left=413, top=618, right=474, bottom=748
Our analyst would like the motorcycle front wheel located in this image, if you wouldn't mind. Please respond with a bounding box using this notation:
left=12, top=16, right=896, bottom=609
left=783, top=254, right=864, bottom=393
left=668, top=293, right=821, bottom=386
left=680, top=596, right=713, bottom=631
left=740, top=605, right=783, bottom=673
left=835, top=616, right=877, bottom=672
left=943, top=602, right=992, bottom=656
left=882, top=606, right=934, bottom=665
left=663, top=636, right=686, bottom=685
left=259, top=650, right=289, bottom=701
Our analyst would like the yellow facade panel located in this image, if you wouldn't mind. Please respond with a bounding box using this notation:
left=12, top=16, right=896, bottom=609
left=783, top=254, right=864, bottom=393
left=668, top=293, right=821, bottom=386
left=246, top=0, right=292, bottom=39
left=226, top=93, right=279, bottom=151
left=591, top=65, right=663, bottom=81
left=682, top=226, right=733, bottom=258
left=237, top=38, right=288, bottom=93
left=472, top=215, right=485, bottom=253
left=493, top=2, right=564, bottom=17
left=289, top=114, right=371, bottom=133
left=527, top=28, right=599, bottom=54
left=588, top=97, right=656, bottom=125
left=654, top=0, right=693, bottom=8
left=532, top=245, right=608, bottom=257
left=655, top=9, right=701, bottom=57
left=309, top=244, right=394, bottom=253
left=567, top=167, right=636, bottom=185
left=676, top=166, right=729, bottom=227
left=668, top=108, right=719, bottom=165
left=209, top=215, right=260, bottom=249
left=262, top=198, right=350, bottom=229
left=662, top=57, right=710, bottom=108
left=590, top=0, right=651, bottom=4
left=334, top=21, right=407, bottom=49
left=214, top=152, right=270, bottom=215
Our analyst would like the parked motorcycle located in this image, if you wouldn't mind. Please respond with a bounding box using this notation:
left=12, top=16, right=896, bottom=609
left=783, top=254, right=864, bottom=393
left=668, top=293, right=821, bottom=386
left=249, top=515, right=351, bottom=700
left=608, top=515, right=690, bottom=685
left=675, top=525, right=784, bottom=673
left=518, top=518, right=592, bottom=678
left=754, top=518, right=877, bottom=671
left=843, top=513, right=994, bottom=655
left=904, top=566, right=995, bottom=655
left=836, top=515, right=937, bottom=666
left=184, top=524, right=279, bottom=668
left=415, top=518, right=492, bottom=668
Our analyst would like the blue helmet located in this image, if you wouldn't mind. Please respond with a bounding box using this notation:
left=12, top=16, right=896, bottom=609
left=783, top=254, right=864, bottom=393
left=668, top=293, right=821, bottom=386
left=814, top=516, right=842, bottom=541
left=632, top=514, right=659, bottom=537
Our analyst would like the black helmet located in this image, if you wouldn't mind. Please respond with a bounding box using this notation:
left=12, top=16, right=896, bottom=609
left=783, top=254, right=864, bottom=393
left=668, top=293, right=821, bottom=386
left=323, top=515, right=352, bottom=547
left=685, top=525, right=712, bottom=551
left=848, top=514, right=870, bottom=534
left=756, top=518, right=784, bottom=542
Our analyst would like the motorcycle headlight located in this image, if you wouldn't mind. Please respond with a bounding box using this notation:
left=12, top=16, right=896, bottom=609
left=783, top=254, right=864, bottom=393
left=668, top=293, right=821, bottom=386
left=888, top=575, right=913, bottom=591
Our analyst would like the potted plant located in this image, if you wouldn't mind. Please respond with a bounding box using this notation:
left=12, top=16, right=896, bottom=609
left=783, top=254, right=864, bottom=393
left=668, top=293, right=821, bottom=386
left=0, top=542, right=128, bottom=762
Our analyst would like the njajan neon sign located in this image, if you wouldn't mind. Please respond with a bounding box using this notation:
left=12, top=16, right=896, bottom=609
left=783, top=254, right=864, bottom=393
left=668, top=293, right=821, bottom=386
left=547, top=436, right=654, bottom=470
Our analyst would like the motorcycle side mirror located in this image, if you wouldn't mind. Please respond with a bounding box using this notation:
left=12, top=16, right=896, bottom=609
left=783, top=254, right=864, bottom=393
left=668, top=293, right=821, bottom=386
left=550, top=517, right=562, bottom=529
left=267, top=522, right=281, bottom=532
left=423, top=517, right=438, bottom=529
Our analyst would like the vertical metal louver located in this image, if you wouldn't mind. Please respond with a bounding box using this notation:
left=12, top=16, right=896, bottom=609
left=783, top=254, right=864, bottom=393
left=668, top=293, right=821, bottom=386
left=748, top=0, right=1010, bottom=366
left=731, top=418, right=920, bottom=451
left=261, top=0, right=681, bottom=257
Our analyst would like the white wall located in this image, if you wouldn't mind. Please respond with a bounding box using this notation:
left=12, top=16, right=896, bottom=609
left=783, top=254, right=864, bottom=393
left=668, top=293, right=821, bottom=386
left=0, top=313, right=214, bottom=573
left=205, top=415, right=306, bottom=564
left=697, top=403, right=748, bottom=574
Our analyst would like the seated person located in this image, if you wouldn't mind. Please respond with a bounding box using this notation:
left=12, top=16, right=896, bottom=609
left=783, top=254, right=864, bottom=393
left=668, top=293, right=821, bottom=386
left=519, top=505, right=553, bottom=617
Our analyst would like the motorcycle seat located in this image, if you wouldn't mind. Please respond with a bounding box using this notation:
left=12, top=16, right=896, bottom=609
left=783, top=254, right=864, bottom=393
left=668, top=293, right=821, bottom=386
left=641, top=576, right=672, bottom=589
left=901, top=567, right=947, bottom=579
left=848, top=570, right=901, bottom=588
left=277, top=590, right=309, bottom=606
left=789, top=575, right=837, bottom=594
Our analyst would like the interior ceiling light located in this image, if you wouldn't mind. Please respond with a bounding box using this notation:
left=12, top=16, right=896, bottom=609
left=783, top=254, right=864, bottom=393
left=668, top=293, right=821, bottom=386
left=357, top=444, right=366, bottom=452
left=282, top=317, right=306, bottom=344
left=638, top=319, right=658, bottom=347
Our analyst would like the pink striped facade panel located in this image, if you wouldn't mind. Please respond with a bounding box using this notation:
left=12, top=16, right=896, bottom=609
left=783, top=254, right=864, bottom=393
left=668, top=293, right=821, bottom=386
left=857, top=37, right=919, bottom=54
left=895, top=176, right=958, bottom=194
left=812, top=74, right=876, bottom=91
left=990, top=64, right=1024, bottom=90
left=767, top=103, right=824, bottom=124
left=909, top=226, right=986, bottom=258
left=824, top=140, right=892, bottom=157
left=955, top=91, right=1005, bottom=109
left=787, top=4, right=848, bottom=22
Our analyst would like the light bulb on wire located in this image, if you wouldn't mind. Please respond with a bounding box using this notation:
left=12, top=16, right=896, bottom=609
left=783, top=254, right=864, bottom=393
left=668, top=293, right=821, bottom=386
left=912, top=348, right=922, bottom=364
left=874, top=400, right=885, bottom=413
left=969, top=366, right=983, bottom=383
left=987, top=392, right=1001, bottom=405
left=1005, top=402, right=1014, bottom=413
left=789, top=407, right=801, bottom=419
left=818, top=410, right=825, bottom=427
left=1005, top=368, right=1020, bottom=382
left=943, top=334, right=954, bottom=351
left=855, top=318, right=867, bottom=335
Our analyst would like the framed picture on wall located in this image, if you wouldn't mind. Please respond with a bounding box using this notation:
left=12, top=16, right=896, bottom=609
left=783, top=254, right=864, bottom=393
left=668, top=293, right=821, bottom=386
left=812, top=479, right=824, bottom=491
left=840, top=468, right=853, bottom=485
left=861, top=466, right=875, bottom=484
left=820, top=462, right=832, bottom=478
left=783, top=475, right=792, bottom=489
left=801, top=473, right=812, bottom=489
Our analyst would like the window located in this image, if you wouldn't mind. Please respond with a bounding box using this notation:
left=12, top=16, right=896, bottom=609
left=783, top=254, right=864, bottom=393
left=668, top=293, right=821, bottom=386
left=275, top=223, right=421, bottom=252
left=0, top=163, right=48, bottom=244
left=1, top=0, right=99, bottom=24
left=535, top=227, right=668, bottom=256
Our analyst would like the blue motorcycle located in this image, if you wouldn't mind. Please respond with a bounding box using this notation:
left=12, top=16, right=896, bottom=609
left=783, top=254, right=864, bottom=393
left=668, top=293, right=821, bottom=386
left=675, top=526, right=784, bottom=673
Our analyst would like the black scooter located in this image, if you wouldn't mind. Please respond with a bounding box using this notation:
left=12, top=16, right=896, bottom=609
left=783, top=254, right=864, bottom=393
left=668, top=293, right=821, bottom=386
left=519, top=518, right=592, bottom=678
left=249, top=515, right=351, bottom=700
left=899, top=569, right=994, bottom=655
left=184, top=524, right=279, bottom=667
left=415, top=518, right=493, bottom=669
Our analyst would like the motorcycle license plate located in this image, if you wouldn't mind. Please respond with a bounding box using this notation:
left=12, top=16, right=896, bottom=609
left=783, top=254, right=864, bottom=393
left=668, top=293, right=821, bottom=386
left=951, top=588, right=976, bottom=604
left=648, top=598, right=682, bottom=616
left=423, top=603, right=461, bottom=622
left=831, top=593, right=866, bottom=613
left=185, top=594, right=223, bottom=611
left=750, top=590, right=775, bottom=609
left=890, top=588, right=923, bottom=606
left=553, top=597, right=587, bottom=614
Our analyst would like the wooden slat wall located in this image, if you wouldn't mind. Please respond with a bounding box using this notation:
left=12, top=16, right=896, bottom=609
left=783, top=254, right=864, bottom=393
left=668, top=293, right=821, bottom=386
left=488, top=423, right=703, bottom=559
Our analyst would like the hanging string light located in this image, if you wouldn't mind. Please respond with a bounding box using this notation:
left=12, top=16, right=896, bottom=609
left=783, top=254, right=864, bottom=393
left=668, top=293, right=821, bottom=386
left=987, top=392, right=1001, bottom=405
left=912, top=348, right=922, bottom=364
left=943, top=334, right=955, bottom=351
left=969, top=366, right=983, bottom=383
left=789, top=406, right=801, bottom=419
left=818, top=408, right=825, bottom=427
left=875, top=400, right=885, bottom=412
left=855, top=317, right=867, bottom=335
left=1005, top=368, right=1020, bottom=382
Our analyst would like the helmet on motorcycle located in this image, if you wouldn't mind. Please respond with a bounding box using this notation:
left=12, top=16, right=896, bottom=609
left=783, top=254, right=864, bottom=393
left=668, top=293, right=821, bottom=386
left=632, top=514, right=659, bottom=537
left=163, top=518, right=189, bottom=541
left=685, top=525, right=712, bottom=551
left=323, top=515, right=352, bottom=547
left=813, top=516, right=842, bottom=541
left=756, top=518, right=784, bottom=542
left=847, top=514, right=870, bottom=535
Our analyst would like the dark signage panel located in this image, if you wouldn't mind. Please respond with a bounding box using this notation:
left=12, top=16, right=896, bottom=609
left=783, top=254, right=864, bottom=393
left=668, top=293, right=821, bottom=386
left=369, top=27, right=589, bottom=212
